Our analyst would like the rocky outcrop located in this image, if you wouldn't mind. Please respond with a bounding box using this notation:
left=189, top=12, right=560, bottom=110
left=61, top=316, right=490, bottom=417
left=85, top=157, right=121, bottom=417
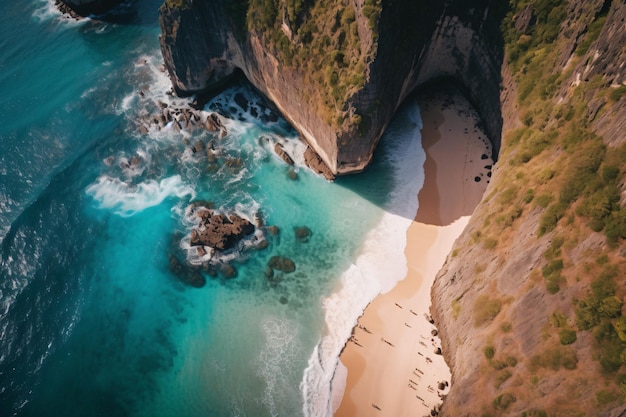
left=190, top=209, right=255, bottom=251
left=57, top=0, right=121, bottom=16
left=159, top=0, right=505, bottom=177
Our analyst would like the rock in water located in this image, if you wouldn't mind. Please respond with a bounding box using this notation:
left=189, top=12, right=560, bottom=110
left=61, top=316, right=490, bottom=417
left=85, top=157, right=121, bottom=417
left=304, top=147, right=335, bottom=180
left=268, top=256, right=296, bottom=273
left=168, top=255, right=206, bottom=288
left=220, top=263, right=237, bottom=279
left=190, top=209, right=255, bottom=251
left=295, top=226, right=312, bottom=242
left=205, top=112, right=225, bottom=133
left=274, top=143, right=295, bottom=165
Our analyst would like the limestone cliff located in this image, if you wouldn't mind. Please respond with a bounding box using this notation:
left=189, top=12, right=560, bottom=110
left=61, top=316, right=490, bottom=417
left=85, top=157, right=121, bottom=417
left=159, top=0, right=505, bottom=177
left=431, top=1, right=626, bottom=415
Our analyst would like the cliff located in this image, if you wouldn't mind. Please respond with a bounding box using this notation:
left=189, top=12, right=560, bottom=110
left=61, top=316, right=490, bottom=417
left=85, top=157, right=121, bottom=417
left=158, top=0, right=505, bottom=177
left=431, top=1, right=626, bottom=415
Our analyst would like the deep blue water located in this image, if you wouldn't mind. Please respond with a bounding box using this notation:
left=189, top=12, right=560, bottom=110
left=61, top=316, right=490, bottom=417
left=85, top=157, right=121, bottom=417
left=0, top=2, right=425, bottom=416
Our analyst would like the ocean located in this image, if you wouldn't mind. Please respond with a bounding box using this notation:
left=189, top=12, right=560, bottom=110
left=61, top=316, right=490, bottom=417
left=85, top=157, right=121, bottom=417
left=0, top=1, right=425, bottom=416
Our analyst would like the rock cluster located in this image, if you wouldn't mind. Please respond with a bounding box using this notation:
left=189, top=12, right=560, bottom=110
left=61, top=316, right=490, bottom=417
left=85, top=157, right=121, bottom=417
left=135, top=100, right=227, bottom=138
left=190, top=210, right=255, bottom=251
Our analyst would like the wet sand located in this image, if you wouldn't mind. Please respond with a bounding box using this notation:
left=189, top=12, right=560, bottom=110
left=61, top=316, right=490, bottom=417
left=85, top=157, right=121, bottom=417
left=334, top=88, right=493, bottom=417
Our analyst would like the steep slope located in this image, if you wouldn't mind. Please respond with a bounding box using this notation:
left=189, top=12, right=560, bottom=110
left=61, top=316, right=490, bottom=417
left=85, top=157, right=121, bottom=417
left=431, top=1, right=626, bottom=415
left=159, top=0, right=506, bottom=177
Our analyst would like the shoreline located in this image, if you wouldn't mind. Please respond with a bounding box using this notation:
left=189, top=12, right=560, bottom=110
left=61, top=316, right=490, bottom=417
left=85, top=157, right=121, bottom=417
left=334, top=87, right=493, bottom=417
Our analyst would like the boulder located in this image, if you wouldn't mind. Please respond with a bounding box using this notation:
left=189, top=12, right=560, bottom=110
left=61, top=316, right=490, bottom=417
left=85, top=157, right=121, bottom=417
left=268, top=256, right=296, bottom=273
left=205, top=112, right=225, bottom=134
left=220, top=263, right=237, bottom=279
left=266, top=225, right=280, bottom=236
left=304, top=147, right=335, bottom=180
left=274, top=143, right=294, bottom=165
left=295, top=226, right=312, bottom=242
left=287, top=168, right=299, bottom=181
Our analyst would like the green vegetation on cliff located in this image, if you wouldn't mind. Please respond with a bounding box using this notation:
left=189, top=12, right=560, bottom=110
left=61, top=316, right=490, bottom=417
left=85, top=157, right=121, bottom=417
left=468, top=0, right=626, bottom=413
left=236, top=0, right=381, bottom=127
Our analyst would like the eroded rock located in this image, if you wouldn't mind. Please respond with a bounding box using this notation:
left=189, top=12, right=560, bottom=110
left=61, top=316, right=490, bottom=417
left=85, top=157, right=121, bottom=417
left=190, top=209, right=255, bottom=251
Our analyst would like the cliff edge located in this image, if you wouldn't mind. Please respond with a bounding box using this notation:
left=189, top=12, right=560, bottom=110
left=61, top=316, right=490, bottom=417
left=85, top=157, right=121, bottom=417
left=159, top=0, right=505, bottom=177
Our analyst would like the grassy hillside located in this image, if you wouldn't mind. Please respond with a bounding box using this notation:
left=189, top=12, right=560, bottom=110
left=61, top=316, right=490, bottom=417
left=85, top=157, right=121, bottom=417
left=458, top=1, right=626, bottom=414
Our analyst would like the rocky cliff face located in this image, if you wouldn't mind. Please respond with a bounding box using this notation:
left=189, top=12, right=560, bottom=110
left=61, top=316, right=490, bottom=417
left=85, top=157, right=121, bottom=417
left=431, top=1, right=626, bottom=415
left=159, top=0, right=505, bottom=176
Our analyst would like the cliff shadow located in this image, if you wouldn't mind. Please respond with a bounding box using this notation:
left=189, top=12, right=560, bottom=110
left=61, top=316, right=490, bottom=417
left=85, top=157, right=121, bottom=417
left=336, top=81, right=496, bottom=226
left=336, top=1, right=509, bottom=223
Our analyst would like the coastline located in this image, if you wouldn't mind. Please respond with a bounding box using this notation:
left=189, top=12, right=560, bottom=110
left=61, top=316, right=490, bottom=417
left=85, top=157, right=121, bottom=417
left=334, top=88, right=493, bottom=417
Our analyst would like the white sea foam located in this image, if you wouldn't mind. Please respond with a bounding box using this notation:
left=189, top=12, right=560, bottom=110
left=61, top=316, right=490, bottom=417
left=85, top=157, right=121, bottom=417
left=257, top=316, right=303, bottom=417
left=32, top=0, right=87, bottom=26
left=86, top=175, right=195, bottom=217
left=301, top=101, right=425, bottom=417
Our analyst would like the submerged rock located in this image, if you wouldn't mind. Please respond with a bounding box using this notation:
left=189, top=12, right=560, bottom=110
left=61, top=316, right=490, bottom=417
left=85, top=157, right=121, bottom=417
left=265, top=225, right=280, bottom=236
left=268, top=256, right=296, bottom=273
left=168, top=254, right=206, bottom=288
left=287, top=168, right=298, bottom=181
left=220, top=263, right=237, bottom=279
left=294, top=226, right=312, bottom=242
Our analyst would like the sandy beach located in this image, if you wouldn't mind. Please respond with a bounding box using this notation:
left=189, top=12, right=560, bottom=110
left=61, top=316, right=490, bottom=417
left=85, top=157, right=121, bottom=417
left=334, top=88, right=493, bottom=417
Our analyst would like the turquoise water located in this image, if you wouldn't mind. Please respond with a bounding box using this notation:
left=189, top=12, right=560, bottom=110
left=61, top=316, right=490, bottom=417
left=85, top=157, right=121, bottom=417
left=0, top=2, right=424, bottom=416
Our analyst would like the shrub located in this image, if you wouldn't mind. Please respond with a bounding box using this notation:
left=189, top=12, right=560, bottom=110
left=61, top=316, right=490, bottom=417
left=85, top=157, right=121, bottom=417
left=576, top=299, right=600, bottom=330
left=473, top=295, right=502, bottom=327
left=530, top=347, right=578, bottom=371
left=559, top=329, right=577, bottom=345
left=538, top=202, right=567, bottom=235
left=492, top=359, right=509, bottom=370
left=596, top=389, right=620, bottom=405
left=484, top=345, right=495, bottom=359
left=609, top=85, right=626, bottom=102
left=575, top=15, right=608, bottom=56
left=613, top=316, right=626, bottom=342
left=522, top=410, right=548, bottom=417
left=544, top=236, right=564, bottom=260
left=495, top=370, right=512, bottom=389
left=535, top=194, right=553, bottom=208
left=550, top=311, right=567, bottom=327
left=493, top=393, right=517, bottom=410
left=542, top=259, right=564, bottom=278
left=599, top=296, right=623, bottom=318
left=483, top=238, right=498, bottom=249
